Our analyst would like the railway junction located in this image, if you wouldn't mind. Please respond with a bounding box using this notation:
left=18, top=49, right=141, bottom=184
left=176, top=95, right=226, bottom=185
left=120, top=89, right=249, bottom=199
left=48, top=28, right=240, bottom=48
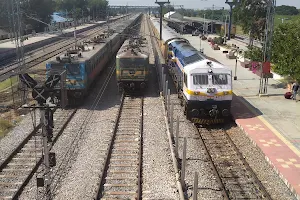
left=0, top=11, right=299, bottom=200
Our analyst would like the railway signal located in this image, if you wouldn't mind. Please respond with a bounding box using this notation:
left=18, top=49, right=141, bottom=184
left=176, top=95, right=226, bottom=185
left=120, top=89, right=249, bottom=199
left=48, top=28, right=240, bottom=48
left=19, top=71, right=67, bottom=200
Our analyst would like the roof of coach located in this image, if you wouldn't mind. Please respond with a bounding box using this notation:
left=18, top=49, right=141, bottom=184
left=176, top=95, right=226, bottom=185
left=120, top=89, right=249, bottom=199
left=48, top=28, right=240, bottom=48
left=48, top=33, right=119, bottom=64
left=184, top=59, right=231, bottom=74
left=116, top=37, right=149, bottom=59
left=151, top=18, right=184, bottom=43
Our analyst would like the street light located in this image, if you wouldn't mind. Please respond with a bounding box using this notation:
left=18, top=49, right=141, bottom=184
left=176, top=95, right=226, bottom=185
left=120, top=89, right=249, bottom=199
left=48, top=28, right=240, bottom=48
left=233, top=47, right=239, bottom=80
left=225, top=0, right=241, bottom=40
left=155, top=0, right=170, bottom=40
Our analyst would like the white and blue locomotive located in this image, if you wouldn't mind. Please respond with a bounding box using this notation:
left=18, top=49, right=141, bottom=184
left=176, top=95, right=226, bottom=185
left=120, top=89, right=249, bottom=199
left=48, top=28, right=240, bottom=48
left=151, top=18, right=233, bottom=124
left=46, top=14, right=141, bottom=105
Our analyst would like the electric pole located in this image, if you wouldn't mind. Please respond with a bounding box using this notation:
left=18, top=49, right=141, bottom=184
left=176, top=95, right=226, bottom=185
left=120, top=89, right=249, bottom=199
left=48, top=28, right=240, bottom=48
left=259, top=0, right=276, bottom=95
left=107, top=6, right=110, bottom=38
left=204, top=5, right=224, bottom=34
left=11, top=0, right=27, bottom=104
left=155, top=0, right=170, bottom=40
left=19, top=71, right=67, bottom=200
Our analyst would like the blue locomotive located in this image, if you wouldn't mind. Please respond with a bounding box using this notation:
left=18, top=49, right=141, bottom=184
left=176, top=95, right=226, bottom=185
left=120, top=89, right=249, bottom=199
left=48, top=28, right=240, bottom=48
left=46, top=14, right=141, bottom=105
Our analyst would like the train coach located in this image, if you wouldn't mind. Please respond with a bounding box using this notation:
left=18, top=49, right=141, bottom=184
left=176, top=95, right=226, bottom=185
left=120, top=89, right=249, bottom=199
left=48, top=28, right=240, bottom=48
left=116, top=36, right=150, bottom=92
left=150, top=18, right=233, bottom=125
left=46, top=14, right=141, bottom=105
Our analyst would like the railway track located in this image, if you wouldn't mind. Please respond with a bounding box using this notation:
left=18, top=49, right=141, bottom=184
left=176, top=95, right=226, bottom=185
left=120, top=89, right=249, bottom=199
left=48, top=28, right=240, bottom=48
left=0, top=108, right=77, bottom=199
left=0, top=16, right=127, bottom=82
left=96, top=94, right=143, bottom=199
left=197, top=125, right=271, bottom=200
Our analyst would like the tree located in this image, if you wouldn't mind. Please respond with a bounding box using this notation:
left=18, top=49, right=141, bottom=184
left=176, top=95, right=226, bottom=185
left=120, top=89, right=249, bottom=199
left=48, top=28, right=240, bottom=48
left=276, top=5, right=299, bottom=15
left=233, top=0, right=267, bottom=46
left=272, top=20, right=300, bottom=81
left=23, top=0, right=55, bottom=32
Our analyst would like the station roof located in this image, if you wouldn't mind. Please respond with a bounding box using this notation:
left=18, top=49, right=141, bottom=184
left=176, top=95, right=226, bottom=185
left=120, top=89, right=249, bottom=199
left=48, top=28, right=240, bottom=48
left=51, top=12, right=72, bottom=23
left=184, top=16, right=223, bottom=25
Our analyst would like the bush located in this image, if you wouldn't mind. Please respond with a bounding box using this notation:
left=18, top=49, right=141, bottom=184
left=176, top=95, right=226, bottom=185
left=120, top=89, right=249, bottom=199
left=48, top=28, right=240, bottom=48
left=213, top=37, right=224, bottom=45
left=244, top=46, right=263, bottom=61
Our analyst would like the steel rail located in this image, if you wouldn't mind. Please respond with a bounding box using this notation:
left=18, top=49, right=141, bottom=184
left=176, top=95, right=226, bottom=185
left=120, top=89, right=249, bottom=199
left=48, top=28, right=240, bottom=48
left=95, top=94, right=143, bottom=200
left=195, top=125, right=272, bottom=199
left=0, top=108, right=77, bottom=200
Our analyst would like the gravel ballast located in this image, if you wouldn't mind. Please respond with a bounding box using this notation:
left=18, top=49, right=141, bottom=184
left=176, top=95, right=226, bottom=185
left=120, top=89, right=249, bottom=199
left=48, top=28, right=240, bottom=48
left=227, top=125, right=297, bottom=200
left=141, top=16, right=179, bottom=199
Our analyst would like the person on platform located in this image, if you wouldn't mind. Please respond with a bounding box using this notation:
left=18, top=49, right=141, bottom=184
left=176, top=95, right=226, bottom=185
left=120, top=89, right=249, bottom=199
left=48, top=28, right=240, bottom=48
left=292, top=82, right=299, bottom=101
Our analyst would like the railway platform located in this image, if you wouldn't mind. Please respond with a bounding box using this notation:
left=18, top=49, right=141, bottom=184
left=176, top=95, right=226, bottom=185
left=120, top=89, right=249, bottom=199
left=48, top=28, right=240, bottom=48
left=0, top=17, right=123, bottom=63
left=183, top=34, right=300, bottom=199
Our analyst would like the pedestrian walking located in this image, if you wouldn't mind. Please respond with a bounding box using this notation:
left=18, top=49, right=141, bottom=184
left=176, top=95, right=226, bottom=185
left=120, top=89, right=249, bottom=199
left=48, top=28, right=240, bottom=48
left=292, top=82, right=299, bottom=101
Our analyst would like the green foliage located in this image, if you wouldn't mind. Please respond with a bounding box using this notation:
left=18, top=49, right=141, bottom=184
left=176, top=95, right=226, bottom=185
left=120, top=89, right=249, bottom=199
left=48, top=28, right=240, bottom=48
left=193, top=9, right=226, bottom=21
left=244, top=46, right=263, bottom=62
left=272, top=20, right=300, bottom=82
left=233, top=0, right=267, bottom=42
left=276, top=5, right=299, bottom=16
left=22, top=0, right=55, bottom=33
left=213, top=37, right=224, bottom=45
left=274, top=14, right=300, bottom=27
left=56, top=0, right=108, bottom=20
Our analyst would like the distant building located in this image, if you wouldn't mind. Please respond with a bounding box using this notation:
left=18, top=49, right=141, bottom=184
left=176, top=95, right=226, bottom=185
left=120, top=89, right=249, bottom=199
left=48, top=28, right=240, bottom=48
left=164, top=11, right=183, bottom=20
left=51, top=12, right=73, bottom=30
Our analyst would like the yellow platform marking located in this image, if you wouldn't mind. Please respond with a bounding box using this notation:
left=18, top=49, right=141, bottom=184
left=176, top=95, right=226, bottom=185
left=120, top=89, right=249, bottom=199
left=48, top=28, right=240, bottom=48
left=235, top=92, right=300, bottom=158
left=276, top=158, right=300, bottom=168
left=245, top=124, right=266, bottom=131
left=259, top=139, right=282, bottom=147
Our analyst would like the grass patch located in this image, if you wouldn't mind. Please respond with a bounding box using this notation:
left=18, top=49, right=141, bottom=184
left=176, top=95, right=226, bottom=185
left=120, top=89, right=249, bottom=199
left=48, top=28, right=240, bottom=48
left=0, top=74, right=36, bottom=91
left=0, top=76, right=18, bottom=91
left=0, top=118, right=13, bottom=138
left=274, top=14, right=300, bottom=27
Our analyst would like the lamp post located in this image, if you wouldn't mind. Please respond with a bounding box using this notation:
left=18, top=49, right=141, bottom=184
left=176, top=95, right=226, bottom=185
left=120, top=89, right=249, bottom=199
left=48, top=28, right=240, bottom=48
left=203, top=13, right=206, bottom=35
left=224, top=15, right=228, bottom=44
left=225, top=0, right=240, bottom=40
left=155, top=0, right=170, bottom=41
left=233, top=47, right=239, bottom=80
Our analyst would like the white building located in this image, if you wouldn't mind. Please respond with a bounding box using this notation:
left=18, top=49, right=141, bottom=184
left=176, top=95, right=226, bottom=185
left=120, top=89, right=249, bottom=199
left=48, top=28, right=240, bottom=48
left=164, top=11, right=183, bottom=20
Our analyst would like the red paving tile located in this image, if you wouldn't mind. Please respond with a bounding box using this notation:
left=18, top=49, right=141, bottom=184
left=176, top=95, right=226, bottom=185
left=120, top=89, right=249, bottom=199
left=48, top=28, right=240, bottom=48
left=232, top=95, right=300, bottom=199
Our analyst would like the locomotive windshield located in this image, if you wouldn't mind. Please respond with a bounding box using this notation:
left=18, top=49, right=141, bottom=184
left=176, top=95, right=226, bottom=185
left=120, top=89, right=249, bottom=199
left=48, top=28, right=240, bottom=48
left=193, top=74, right=208, bottom=85
left=66, top=64, right=81, bottom=75
left=212, top=74, right=228, bottom=85
left=119, top=59, right=147, bottom=68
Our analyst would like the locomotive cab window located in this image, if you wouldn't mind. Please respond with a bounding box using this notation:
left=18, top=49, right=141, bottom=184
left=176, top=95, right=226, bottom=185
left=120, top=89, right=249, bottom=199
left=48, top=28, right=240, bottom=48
left=212, top=74, right=228, bottom=85
left=193, top=74, right=208, bottom=85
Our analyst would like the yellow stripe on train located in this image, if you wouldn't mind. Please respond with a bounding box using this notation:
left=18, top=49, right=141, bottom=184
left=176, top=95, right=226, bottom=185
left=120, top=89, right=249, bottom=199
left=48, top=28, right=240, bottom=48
left=186, top=89, right=233, bottom=96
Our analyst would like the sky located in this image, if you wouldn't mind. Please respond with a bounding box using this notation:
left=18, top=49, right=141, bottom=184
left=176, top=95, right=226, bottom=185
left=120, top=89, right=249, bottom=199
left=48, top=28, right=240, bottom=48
left=108, top=0, right=300, bottom=9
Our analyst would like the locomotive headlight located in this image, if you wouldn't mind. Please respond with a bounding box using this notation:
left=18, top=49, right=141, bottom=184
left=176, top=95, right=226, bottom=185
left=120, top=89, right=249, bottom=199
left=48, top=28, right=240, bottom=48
left=223, top=91, right=229, bottom=95
left=70, top=80, right=77, bottom=84
left=194, top=91, right=199, bottom=95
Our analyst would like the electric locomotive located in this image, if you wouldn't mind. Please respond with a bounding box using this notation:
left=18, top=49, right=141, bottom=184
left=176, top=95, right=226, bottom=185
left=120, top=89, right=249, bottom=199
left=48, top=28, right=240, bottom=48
left=46, top=14, right=141, bottom=105
left=150, top=18, right=233, bottom=124
left=116, top=36, right=150, bottom=92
